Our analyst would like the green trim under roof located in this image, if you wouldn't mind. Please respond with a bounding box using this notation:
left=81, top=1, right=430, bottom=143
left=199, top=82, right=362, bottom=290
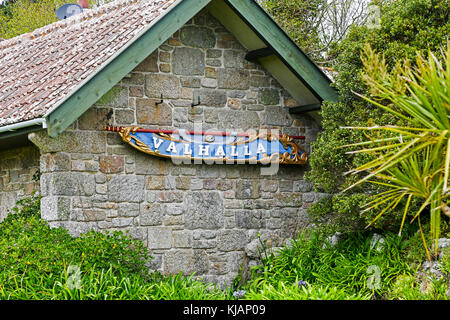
left=225, top=0, right=338, bottom=103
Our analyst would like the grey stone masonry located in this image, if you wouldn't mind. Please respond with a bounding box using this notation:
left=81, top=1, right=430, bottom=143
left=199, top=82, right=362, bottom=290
left=0, top=146, right=40, bottom=221
left=27, top=10, right=322, bottom=287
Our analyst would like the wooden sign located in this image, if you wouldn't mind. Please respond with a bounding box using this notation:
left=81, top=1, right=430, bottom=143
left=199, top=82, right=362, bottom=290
left=104, top=126, right=307, bottom=165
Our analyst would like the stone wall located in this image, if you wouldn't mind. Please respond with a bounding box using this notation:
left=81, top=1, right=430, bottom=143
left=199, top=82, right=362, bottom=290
left=28, top=11, right=322, bottom=285
left=0, top=145, right=40, bottom=221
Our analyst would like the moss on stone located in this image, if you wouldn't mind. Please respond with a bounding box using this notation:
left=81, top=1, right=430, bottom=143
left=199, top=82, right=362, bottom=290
left=96, top=86, right=122, bottom=106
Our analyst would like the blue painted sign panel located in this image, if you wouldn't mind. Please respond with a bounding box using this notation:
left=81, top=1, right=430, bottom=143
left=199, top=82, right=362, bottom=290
left=115, top=127, right=307, bottom=165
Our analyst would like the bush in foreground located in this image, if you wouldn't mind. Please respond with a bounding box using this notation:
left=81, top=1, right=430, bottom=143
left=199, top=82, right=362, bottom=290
left=1, top=195, right=448, bottom=300
left=0, top=196, right=226, bottom=300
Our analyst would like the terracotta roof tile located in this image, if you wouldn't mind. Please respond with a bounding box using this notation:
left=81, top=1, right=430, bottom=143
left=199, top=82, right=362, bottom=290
left=0, top=0, right=178, bottom=127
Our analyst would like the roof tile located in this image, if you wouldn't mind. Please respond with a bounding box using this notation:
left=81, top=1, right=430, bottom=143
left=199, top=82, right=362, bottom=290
left=0, top=0, right=177, bottom=127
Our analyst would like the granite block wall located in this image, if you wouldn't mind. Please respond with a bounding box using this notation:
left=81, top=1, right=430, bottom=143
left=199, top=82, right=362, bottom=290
left=27, top=11, right=323, bottom=285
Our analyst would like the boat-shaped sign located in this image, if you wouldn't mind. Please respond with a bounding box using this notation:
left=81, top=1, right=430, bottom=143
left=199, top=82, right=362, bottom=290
left=104, top=126, right=307, bottom=165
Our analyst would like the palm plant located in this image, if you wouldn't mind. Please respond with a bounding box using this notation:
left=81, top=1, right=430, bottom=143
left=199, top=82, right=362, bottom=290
left=343, top=43, right=450, bottom=260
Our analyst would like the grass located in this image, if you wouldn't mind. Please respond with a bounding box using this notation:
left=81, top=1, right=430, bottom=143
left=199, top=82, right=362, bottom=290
left=0, top=195, right=448, bottom=300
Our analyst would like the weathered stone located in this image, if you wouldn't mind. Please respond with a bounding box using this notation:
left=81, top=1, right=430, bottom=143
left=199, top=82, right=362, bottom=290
left=136, top=99, right=172, bottom=125
left=40, top=196, right=71, bottom=221
left=265, top=106, right=292, bottom=126
left=107, top=175, right=145, bottom=202
left=259, top=88, right=280, bottom=105
left=157, top=191, right=184, bottom=203
left=235, top=210, right=263, bottom=229
left=180, top=77, right=201, bottom=88
left=146, top=176, right=165, bottom=190
left=95, top=86, right=128, bottom=108
left=206, top=49, right=222, bottom=58
left=274, top=192, right=302, bottom=207
left=29, top=131, right=106, bottom=154
left=173, top=231, right=192, bottom=248
left=95, top=184, right=107, bottom=194
left=227, top=98, right=241, bottom=110
left=115, top=109, right=135, bottom=125
left=129, top=86, right=144, bottom=98
left=279, top=180, right=293, bottom=192
left=78, top=107, right=113, bottom=130
left=201, top=78, right=217, bottom=88
left=227, top=90, right=246, bottom=99
left=140, top=202, right=163, bottom=226
left=164, top=203, right=185, bottom=216
left=164, top=215, right=184, bottom=226
left=159, top=63, right=171, bottom=73
left=235, top=180, right=260, bottom=199
left=159, top=51, right=170, bottom=63
left=135, top=50, right=158, bottom=72
left=173, top=47, right=205, bottom=76
left=168, top=38, right=182, bottom=46
left=217, top=69, right=249, bottom=90
left=185, top=191, right=224, bottom=229
left=48, top=172, right=95, bottom=196
left=121, top=72, right=145, bottom=85
left=260, top=180, right=278, bottom=193
left=159, top=44, right=174, bottom=51
left=145, top=73, right=180, bottom=99
left=99, top=155, right=124, bottom=174
left=82, top=209, right=106, bottom=222
left=180, top=26, right=215, bottom=48
left=223, top=50, right=246, bottom=68
left=218, top=110, right=260, bottom=130
left=217, top=230, right=248, bottom=251
left=245, top=239, right=262, bottom=259
left=204, top=109, right=219, bottom=123
left=135, top=154, right=169, bottom=175
left=148, top=227, right=172, bottom=249
left=40, top=152, right=71, bottom=172
left=163, top=249, right=208, bottom=275
left=175, top=176, right=191, bottom=190
left=206, top=59, right=222, bottom=67
left=193, top=88, right=227, bottom=107
left=250, top=75, right=271, bottom=88
left=293, top=180, right=313, bottom=192
left=118, top=203, right=140, bottom=217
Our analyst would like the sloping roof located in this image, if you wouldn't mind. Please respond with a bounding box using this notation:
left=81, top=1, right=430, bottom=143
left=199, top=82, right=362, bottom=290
left=0, top=0, right=177, bottom=127
left=0, top=0, right=338, bottom=138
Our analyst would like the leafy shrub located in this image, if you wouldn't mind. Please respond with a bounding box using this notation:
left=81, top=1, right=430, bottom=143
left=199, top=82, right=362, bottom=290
left=0, top=214, right=152, bottom=279
left=243, top=229, right=412, bottom=299
left=389, top=274, right=449, bottom=300
left=243, top=282, right=371, bottom=300
left=0, top=195, right=227, bottom=300
left=305, top=0, right=450, bottom=232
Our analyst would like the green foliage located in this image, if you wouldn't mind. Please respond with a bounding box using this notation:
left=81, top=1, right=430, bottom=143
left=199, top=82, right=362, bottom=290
left=0, top=213, right=152, bottom=279
left=1, top=196, right=447, bottom=300
left=243, top=282, right=370, bottom=300
left=242, top=229, right=412, bottom=299
left=0, top=0, right=70, bottom=39
left=389, top=274, right=449, bottom=300
left=0, top=196, right=227, bottom=300
left=7, top=191, right=41, bottom=219
left=345, top=43, right=450, bottom=259
left=305, top=0, right=450, bottom=232
left=260, top=0, right=327, bottom=61
left=0, top=0, right=113, bottom=39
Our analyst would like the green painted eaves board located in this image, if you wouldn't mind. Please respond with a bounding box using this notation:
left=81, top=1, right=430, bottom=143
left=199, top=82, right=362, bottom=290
left=225, top=0, right=338, bottom=103
left=47, top=0, right=212, bottom=137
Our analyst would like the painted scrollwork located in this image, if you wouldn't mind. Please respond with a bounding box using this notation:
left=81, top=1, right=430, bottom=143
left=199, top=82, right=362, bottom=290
left=114, top=127, right=307, bottom=165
